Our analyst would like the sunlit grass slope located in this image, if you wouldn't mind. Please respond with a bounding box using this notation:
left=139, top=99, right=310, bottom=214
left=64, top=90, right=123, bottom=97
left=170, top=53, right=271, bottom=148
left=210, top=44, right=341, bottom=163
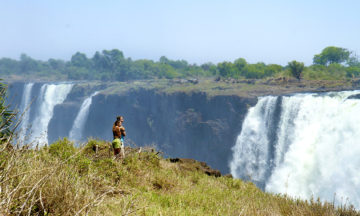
left=0, top=138, right=359, bottom=215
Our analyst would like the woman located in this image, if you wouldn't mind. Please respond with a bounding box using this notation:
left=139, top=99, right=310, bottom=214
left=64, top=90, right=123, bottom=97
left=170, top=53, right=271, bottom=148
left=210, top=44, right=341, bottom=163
left=112, top=116, right=126, bottom=159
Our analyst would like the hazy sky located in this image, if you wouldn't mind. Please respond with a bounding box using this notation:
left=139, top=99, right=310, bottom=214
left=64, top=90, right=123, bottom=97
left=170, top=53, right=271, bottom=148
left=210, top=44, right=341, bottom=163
left=1, top=0, right=359, bottom=65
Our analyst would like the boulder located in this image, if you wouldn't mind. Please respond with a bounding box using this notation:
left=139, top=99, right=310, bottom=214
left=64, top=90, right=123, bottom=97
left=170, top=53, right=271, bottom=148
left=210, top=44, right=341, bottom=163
left=169, top=158, right=222, bottom=177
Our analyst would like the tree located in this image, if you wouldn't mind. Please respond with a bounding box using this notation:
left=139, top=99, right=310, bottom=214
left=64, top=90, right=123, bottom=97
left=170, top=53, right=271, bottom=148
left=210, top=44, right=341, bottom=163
left=242, top=63, right=266, bottom=79
left=234, top=58, right=247, bottom=71
left=217, top=62, right=235, bottom=77
left=48, top=58, right=65, bottom=71
left=346, top=66, right=360, bottom=78
left=159, top=56, right=169, bottom=64
left=201, top=62, right=217, bottom=76
left=19, top=54, right=39, bottom=74
left=265, top=64, right=283, bottom=77
left=92, top=51, right=106, bottom=71
left=70, top=52, right=91, bottom=68
left=313, top=46, right=350, bottom=65
left=157, top=63, right=179, bottom=79
left=288, top=61, right=304, bottom=80
left=347, top=53, right=360, bottom=67
left=104, top=49, right=127, bottom=79
left=0, top=58, right=20, bottom=75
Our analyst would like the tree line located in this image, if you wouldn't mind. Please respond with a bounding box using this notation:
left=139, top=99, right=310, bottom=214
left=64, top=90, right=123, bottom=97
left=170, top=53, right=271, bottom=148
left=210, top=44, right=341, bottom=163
left=0, top=46, right=359, bottom=81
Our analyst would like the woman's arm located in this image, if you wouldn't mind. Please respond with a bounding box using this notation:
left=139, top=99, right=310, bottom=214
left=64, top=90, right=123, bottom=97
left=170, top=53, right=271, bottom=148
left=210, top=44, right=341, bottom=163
left=120, top=126, right=126, bottom=137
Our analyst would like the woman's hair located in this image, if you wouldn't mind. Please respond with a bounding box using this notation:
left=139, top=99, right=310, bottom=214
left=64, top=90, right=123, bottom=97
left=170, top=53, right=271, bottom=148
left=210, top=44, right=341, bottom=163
left=114, top=116, right=123, bottom=126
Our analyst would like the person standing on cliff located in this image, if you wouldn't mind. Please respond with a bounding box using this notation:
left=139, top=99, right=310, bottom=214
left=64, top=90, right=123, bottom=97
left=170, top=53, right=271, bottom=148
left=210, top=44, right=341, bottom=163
left=112, top=116, right=126, bottom=159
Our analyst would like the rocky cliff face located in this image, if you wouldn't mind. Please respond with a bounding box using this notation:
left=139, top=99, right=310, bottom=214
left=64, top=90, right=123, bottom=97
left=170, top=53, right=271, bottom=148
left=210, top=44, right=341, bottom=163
left=82, top=89, right=257, bottom=173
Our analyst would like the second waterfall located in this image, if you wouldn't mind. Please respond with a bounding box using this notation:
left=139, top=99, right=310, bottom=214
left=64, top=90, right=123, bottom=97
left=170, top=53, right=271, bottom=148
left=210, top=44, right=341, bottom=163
left=230, top=90, right=360, bottom=208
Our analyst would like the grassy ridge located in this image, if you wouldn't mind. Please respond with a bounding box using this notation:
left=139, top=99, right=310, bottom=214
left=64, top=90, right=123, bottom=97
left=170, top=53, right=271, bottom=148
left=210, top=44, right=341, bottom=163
left=0, top=138, right=359, bottom=215
left=98, top=77, right=359, bottom=98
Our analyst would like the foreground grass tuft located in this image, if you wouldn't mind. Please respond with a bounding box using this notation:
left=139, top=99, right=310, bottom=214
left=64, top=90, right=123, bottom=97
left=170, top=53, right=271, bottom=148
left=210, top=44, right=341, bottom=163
left=0, top=138, right=359, bottom=215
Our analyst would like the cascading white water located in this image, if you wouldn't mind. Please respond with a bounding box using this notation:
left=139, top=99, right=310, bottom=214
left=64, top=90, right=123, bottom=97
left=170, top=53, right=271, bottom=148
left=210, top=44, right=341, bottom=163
left=230, top=90, right=360, bottom=208
left=69, top=91, right=99, bottom=142
left=18, top=83, right=34, bottom=143
left=229, top=96, right=279, bottom=186
left=29, top=83, right=73, bottom=146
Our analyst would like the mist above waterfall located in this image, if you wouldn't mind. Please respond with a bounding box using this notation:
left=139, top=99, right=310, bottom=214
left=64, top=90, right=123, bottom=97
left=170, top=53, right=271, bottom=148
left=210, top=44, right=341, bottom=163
left=230, top=90, right=360, bottom=208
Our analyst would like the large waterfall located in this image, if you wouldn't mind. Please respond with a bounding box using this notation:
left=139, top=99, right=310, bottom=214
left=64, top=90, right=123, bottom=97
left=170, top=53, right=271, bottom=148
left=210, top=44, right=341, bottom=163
left=22, top=83, right=73, bottom=146
left=18, top=83, right=34, bottom=143
left=230, top=90, right=360, bottom=208
left=69, top=91, right=99, bottom=142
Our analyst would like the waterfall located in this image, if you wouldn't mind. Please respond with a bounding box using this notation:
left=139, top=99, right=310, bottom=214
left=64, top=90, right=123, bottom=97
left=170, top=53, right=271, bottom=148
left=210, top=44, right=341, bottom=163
left=229, top=96, right=279, bottom=187
left=230, top=90, right=360, bottom=208
left=29, top=83, right=73, bottom=146
left=18, top=83, right=34, bottom=143
left=69, top=91, right=99, bottom=142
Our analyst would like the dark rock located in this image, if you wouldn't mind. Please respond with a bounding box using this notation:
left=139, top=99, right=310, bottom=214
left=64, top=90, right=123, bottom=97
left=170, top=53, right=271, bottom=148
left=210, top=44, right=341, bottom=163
left=227, top=78, right=236, bottom=84
left=224, top=174, right=233, bottom=178
left=347, top=94, right=360, bottom=99
left=352, top=79, right=360, bottom=87
left=205, top=169, right=221, bottom=177
left=317, top=86, right=326, bottom=91
left=188, top=78, right=199, bottom=84
left=247, top=80, right=255, bottom=85
left=212, top=86, right=227, bottom=90
left=169, top=158, right=180, bottom=163
left=169, top=158, right=222, bottom=177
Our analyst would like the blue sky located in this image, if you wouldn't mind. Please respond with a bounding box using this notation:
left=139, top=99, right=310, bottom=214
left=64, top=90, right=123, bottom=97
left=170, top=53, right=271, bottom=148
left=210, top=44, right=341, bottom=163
left=0, top=0, right=359, bottom=65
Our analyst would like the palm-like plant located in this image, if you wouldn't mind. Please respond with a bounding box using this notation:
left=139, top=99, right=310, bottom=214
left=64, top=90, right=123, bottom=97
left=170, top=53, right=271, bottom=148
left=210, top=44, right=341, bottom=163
left=0, top=81, right=15, bottom=144
left=288, top=60, right=304, bottom=80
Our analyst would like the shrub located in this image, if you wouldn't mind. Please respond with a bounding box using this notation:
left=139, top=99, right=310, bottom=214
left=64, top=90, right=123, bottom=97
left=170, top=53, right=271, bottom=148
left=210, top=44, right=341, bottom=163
left=288, top=60, right=304, bottom=80
left=49, top=137, right=76, bottom=160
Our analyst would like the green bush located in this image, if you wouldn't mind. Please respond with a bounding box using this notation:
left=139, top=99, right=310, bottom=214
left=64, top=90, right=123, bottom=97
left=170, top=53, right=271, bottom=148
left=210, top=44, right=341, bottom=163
left=346, top=66, right=360, bottom=78
left=49, top=137, right=76, bottom=160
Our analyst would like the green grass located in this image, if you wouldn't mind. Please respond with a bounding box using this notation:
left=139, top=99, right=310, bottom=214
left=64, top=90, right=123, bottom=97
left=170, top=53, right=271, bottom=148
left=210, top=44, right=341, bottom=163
left=1, top=138, right=359, bottom=215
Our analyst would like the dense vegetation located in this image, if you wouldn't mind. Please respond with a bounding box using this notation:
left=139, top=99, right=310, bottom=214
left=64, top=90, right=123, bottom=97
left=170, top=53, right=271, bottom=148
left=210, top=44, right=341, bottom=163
left=0, top=46, right=359, bottom=81
left=0, top=81, right=15, bottom=141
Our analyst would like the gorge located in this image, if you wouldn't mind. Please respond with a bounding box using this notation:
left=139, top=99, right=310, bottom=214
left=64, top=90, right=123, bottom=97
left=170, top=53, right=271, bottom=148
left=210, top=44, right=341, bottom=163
left=8, top=81, right=255, bottom=174
left=7, top=81, right=360, bottom=209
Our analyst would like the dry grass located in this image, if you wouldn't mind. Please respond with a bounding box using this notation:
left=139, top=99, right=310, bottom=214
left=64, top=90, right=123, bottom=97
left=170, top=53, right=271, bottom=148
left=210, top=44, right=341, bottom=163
left=0, top=138, right=359, bottom=215
left=0, top=138, right=134, bottom=215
